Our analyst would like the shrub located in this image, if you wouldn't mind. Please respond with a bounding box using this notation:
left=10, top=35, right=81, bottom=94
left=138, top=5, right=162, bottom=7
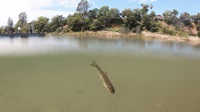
left=175, top=26, right=181, bottom=31
left=178, top=31, right=188, bottom=37
left=107, top=27, right=120, bottom=32
left=131, top=26, right=142, bottom=33
left=63, top=25, right=71, bottom=32
left=55, top=27, right=63, bottom=33
left=149, top=22, right=159, bottom=33
left=90, top=19, right=103, bottom=31
left=119, top=27, right=130, bottom=34
left=197, top=30, right=200, bottom=38
left=161, top=27, right=175, bottom=35
left=150, top=26, right=159, bottom=33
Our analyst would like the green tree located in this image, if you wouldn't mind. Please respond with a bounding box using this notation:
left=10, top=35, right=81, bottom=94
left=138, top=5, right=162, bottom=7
left=90, top=19, right=103, bottom=30
left=163, top=9, right=179, bottom=25
left=142, top=14, right=151, bottom=30
left=88, top=8, right=99, bottom=21
left=133, top=8, right=142, bottom=22
left=0, top=26, right=3, bottom=34
left=76, top=0, right=92, bottom=31
left=19, top=12, right=27, bottom=26
left=76, top=0, right=91, bottom=18
left=195, top=13, right=200, bottom=24
left=141, top=4, right=149, bottom=15
left=34, top=16, right=49, bottom=33
left=106, top=8, right=122, bottom=25
left=49, top=15, right=66, bottom=32
left=14, top=21, right=20, bottom=32
left=14, top=20, right=28, bottom=33
left=7, top=17, right=14, bottom=33
left=7, top=17, right=13, bottom=28
left=14, top=12, right=28, bottom=33
left=98, top=6, right=109, bottom=17
left=149, top=11, right=156, bottom=19
left=190, top=13, right=200, bottom=33
left=121, top=8, right=137, bottom=30
left=180, top=12, right=191, bottom=26
left=97, top=6, right=109, bottom=27
left=67, top=13, right=84, bottom=31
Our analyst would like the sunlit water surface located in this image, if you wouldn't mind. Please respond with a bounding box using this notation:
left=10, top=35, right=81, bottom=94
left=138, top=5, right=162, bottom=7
left=0, top=36, right=200, bottom=112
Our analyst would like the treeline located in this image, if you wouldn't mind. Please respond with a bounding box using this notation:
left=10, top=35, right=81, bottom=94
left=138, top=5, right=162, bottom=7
left=0, top=0, right=200, bottom=37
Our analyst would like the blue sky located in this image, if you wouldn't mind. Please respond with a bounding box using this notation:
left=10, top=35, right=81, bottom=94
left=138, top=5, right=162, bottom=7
left=92, top=0, right=200, bottom=15
left=0, top=0, right=199, bottom=26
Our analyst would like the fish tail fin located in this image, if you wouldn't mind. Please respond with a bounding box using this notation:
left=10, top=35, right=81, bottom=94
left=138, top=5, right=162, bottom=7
left=90, top=60, right=97, bottom=67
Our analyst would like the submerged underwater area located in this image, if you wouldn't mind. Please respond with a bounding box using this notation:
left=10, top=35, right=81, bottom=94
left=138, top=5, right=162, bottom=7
left=0, top=36, right=200, bottom=112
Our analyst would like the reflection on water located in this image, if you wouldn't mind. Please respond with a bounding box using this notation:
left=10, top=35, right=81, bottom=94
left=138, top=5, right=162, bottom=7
left=0, top=36, right=200, bottom=56
left=0, top=36, right=200, bottom=112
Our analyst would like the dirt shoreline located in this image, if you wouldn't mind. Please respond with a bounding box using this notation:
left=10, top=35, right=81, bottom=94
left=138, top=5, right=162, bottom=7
left=49, top=31, right=200, bottom=46
left=141, top=31, right=200, bottom=46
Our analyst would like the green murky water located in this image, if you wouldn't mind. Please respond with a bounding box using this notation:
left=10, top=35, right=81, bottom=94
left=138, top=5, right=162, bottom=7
left=0, top=36, right=200, bottom=112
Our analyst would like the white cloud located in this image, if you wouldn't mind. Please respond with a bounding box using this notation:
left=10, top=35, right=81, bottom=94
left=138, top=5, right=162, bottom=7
left=0, top=0, right=81, bottom=26
left=129, top=0, right=158, bottom=3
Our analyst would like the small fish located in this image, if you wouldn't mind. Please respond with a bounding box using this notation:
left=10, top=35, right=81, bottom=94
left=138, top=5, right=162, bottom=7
left=90, top=61, right=115, bottom=94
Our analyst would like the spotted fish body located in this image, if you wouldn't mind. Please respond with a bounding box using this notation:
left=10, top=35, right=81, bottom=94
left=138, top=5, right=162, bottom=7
left=91, top=61, right=115, bottom=94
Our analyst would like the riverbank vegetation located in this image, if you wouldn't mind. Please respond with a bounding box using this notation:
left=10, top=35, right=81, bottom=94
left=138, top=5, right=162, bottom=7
left=0, top=0, right=200, bottom=38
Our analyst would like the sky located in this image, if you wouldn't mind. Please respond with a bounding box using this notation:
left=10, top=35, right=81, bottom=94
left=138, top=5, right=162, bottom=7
left=0, top=0, right=199, bottom=26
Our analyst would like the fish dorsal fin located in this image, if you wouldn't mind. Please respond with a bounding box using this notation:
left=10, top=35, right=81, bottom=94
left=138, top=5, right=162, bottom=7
left=91, top=60, right=97, bottom=67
